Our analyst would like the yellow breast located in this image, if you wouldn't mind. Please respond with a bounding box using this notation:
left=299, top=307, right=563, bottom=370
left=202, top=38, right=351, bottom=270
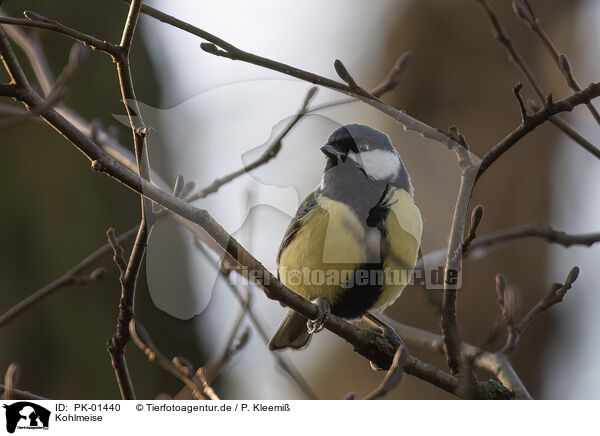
left=376, top=189, right=422, bottom=310
left=278, top=195, right=366, bottom=303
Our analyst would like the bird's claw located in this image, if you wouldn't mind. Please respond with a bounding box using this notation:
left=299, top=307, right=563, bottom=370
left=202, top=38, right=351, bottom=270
left=364, top=312, right=405, bottom=369
left=306, top=297, right=331, bottom=334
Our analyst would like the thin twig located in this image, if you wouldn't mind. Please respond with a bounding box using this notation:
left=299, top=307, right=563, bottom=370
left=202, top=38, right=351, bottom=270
left=129, top=319, right=208, bottom=400
left=378, top=313, right=530, bottom=399
left=502, top=267, right=579, bottom=354
left=466, top=223, right=600, bottom=256
left=0, top=23, right=30, bottom=87
left=205, top=293, right=252, bottom=385
left=0, top=229, right=136, bottom=329
left=527, top=98, right=600, bottom=160
left=0, top=13, right=118, bottom=56
left=512, top=0, right=600, bottom=124
left=0, top=42, right=87, bottom=129
left=477, top=0, right=600, bottom=159
left=495, top=274, right=519, bottom=354
left=421, top=222, right=600, bottom=268
left=0, top=383, right=46, bottom=401
left=476, top=81, right=600, bottom=179
left=106, top=223, right=148, bottom=400
left=0, top=267, right=105, bottom=328
left=3, top=362, right=19, bottom=400
left=187, top=87, right=317, bottom=202
left=363, top=344, right=408, bottom=400
left=513, top=83, right=530, bottom=123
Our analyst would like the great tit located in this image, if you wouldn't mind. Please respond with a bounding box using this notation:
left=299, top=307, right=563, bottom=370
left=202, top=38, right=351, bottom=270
left=268, top=123, right=422, bottom=350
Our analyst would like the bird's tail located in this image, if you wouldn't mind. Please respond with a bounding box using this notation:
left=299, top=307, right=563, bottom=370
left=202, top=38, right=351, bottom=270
left=268, top=309, right=312, bottom=351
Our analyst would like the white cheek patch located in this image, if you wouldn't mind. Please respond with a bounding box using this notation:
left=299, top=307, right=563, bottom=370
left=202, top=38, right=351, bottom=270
left=350, top=149, right=400, bottom=180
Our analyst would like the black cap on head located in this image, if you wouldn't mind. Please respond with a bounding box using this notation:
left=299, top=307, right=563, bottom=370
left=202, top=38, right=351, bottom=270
left=325, top=123, right=395, bottom=157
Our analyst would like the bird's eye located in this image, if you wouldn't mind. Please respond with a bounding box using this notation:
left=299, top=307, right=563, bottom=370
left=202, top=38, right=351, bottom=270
left=358, top=143, right=370, bottom=152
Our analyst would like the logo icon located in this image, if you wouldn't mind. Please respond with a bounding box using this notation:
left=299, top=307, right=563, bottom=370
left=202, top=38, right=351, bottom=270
left=3, top=402, right=50, bottom=434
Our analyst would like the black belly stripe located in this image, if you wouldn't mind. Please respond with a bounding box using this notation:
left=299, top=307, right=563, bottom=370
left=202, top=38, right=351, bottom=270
left=332, top=217, right=391, bottom=319
left=330, top=262, right=384, bottom=319
left=331, top=195, right=394, bottom=319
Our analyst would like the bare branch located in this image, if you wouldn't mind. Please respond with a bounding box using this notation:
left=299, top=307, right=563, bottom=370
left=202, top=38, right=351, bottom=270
left=502, top=267, right=579, bottom=354
left=119, top=0, right=143, bottom=52
left=477, top=0, right=545, bottom=98
left=378, top=314, right=531, bottom=399
left=0, top=267, right=105, bottom=329
left=363, top=344, right=408, bottom=400
left=513, top=82, right=530, bottom=123
left=477, top=0, right=599, bottom=159
left=226, top=284, right=318, bottom=399
left=0, top=13, right=118, bottom=56
left=0, top=227, right=135, bottom=329
left=441, top=162, right=478, bottom=374
left=0, top=10, right=53, bottom=95
left=476, top=81, right=600, bottom=179
left=105, top=223, right=148, bottom=400
left=129, top=319, right=210, bottom=400
left=528, top=99, right=600, bottom=160
left=466, top=223, right=600, bottom=255
left=0, top=384, right=46, bottom=401
left=512, top=0, right=600, bottom=124
left=495, top=274, right=519, bottom=353
left=369, top=51, right=412, bottom=97
left=0, top=23, right=29, bottom=86
left=3, top=362, right=20, bottom=400
left=188, top=87, right=318, bottom=202
left=205, top=290, right=252, bottom=384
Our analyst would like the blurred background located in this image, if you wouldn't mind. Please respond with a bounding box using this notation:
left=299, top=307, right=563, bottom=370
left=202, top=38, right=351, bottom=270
left=0, top=0, right=598, bottom=399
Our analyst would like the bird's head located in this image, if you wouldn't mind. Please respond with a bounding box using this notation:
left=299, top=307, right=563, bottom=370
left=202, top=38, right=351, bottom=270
left=320, top=124, right=412, bottom=193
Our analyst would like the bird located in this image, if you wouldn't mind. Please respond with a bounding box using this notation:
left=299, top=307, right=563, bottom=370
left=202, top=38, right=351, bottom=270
left=268, top=123, right=422, bottom=351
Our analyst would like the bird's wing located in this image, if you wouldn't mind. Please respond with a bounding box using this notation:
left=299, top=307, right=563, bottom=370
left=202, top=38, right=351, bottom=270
left=276, top=191, right=319, bottom=265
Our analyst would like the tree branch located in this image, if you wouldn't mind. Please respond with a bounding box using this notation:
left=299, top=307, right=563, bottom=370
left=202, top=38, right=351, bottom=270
left=187, top=87, right=317, bottom=202
left=106, top=224, right=147, bottom=400
left=502, top=267, right=579, bottom=355
left=477, top=0, right=600, bottom=159
left=2, top=362, right=19, bottom=400
left=0, top=383, right=46, bottom=401
left=477, top=81, right=600, bottom=179
left=466, top=223, right=600, bottom=255
left=378, top=314, right=531, bottom=399
left=512, top=0, right=600, bottom=124
left=122, top=0, right=461, bottom=151
left=129, top=319, right=211, bottom=400
left=0, top=13, right=118, bottom=56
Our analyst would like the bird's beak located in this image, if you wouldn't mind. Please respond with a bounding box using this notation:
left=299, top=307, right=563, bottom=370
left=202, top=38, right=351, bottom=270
left=320, top=144, right=339, bottom=160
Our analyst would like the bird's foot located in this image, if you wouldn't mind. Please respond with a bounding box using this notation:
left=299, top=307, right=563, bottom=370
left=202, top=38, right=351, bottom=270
left=306, top=297, right=331, bottom=334
left=364, top=312, right=405, bottom=370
